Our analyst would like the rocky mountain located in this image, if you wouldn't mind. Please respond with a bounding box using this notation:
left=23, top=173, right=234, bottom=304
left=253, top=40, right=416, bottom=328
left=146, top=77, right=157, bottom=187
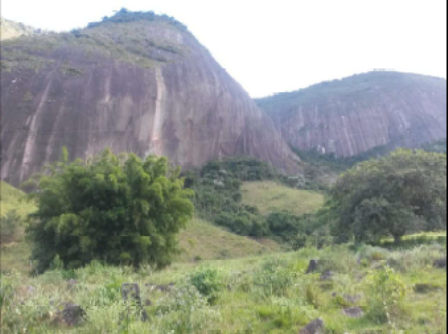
left=0, top=17, right=42, bottom=41
left=257, top=72, right=447, bottom=158
left=0, top=10, right=298, bottom=186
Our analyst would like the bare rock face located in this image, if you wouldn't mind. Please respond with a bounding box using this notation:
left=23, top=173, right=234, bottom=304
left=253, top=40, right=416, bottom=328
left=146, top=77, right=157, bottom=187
left=0, top=11, right=298, bottom=186
left=257, top=72, right=447, bottom=158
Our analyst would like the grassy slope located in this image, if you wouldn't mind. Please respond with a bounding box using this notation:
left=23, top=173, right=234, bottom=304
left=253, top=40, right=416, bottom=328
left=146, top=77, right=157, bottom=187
left=0, top=181, right=280, bottom=273
left=0, top=181, right=36, bottom=217
left=177, top=218, right=280, bottom=262
left=1, top=218, right=280, bottom=273
left=241, top=181, right=325, bottom=215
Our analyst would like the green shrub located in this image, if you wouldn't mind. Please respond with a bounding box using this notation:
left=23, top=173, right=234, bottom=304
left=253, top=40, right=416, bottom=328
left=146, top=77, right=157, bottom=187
left=356, top=245, right=390, bottom=265
left=155, top=284, right=221, bottom=332
left=365, top=266, right=407, bottom=323
left=254, top=259, right=298, bottom=296
left=25, top=148, right=194, bottom=273
left=189, top=268, right=224, bottom=304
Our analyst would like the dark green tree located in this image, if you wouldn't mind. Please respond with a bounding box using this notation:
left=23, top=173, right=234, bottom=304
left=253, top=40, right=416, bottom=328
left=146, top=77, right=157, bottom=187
left=25, top=148, right=194, bottom=273
left=330, top=149, right=446, bottom=243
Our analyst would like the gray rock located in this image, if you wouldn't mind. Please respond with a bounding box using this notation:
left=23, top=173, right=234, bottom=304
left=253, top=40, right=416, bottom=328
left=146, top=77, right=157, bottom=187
left=414, top=283, right=442, bottom=293
left=61, top=303, right=85, bottom=326
left=121, top=283, right=148, bottom=322
left=122, top=283, right=142, bottom=302
left=306, top=260, right=319, bottom=274
left=299, top=318, right=325, bottom=334
left=433, top=258, right=446, bottom=269
left=1, top=18, right=301, bottom=189
left=343, top=307, right=364, bottom=318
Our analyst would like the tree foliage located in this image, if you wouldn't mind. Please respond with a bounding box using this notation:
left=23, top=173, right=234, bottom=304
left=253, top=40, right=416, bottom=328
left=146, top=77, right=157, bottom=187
left=25, top=148, right=194, bottom=273
left=330, top=149, right=447, bottom=243
left=86, top=8, right=188, bottom=31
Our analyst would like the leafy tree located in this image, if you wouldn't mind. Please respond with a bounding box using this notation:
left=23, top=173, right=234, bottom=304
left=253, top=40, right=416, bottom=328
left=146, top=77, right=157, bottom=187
left=25, top=148, right=194, bottom=273
left=330, top=149, right=446, bottom=243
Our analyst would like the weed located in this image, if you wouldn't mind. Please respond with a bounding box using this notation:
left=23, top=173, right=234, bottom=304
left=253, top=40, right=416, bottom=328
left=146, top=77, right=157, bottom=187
left=365, top=266, right=407, bottom=323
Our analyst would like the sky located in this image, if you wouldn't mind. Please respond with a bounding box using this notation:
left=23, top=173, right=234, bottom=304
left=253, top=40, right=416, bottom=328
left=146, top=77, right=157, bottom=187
left=1, top=0, right=446, bottom=98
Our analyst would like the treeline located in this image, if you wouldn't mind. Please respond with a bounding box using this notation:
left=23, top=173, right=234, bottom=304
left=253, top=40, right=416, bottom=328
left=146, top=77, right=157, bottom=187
left=87, top=8, right=188, bottom=31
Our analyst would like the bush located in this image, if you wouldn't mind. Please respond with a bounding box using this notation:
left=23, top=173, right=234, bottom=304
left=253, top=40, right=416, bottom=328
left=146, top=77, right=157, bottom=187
left=25, top=148, right=194, bottom=273
left=155, top=284, right=220, bottom=332
left=189, top=268, right=224, bottom=304
left=254, top=259, right=299, bottom=296
left=365, top=266, right=407, bottom=323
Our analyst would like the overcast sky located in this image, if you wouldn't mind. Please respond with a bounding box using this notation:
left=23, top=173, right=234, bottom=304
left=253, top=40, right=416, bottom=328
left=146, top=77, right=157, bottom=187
left=2, top=0, right=446, bottom=97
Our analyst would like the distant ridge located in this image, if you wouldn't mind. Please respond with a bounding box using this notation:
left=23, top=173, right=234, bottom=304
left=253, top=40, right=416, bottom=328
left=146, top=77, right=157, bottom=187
left=257, top=71, right=447, bottom=158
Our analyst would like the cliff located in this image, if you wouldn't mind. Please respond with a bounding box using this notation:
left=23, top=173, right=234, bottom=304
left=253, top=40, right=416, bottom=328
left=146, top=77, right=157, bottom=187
left=0, top=11, right=298, bottom=186
left=257, top=72, right=447, bottom=157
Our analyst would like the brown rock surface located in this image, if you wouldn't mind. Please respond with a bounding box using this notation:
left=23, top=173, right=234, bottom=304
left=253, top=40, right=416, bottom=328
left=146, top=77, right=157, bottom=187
left=0, top=12, right=298, bottom=186
left=257, top=72, right=447, bottom=158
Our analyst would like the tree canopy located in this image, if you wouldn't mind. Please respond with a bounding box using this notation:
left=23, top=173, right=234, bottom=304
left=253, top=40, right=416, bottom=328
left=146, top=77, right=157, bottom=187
left=329, top=149, right=447, bottom=243
left=25, top=148, right=194, bottom=273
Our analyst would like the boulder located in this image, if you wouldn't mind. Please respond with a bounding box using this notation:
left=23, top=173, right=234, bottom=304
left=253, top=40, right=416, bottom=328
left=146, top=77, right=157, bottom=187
left=299, top=318, right=325, bottom=334
left=413, top=283, right=442, bottom=293
left=52, top=303, right=85, bottom=327
left=433, top=258, right=446, bottom=269
left=342, top=307, right=364, bottom=318
left=306, top=260, right=319, bottom=274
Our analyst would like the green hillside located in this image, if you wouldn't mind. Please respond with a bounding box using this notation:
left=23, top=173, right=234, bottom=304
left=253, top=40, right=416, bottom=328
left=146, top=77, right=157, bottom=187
left=0, top=180, right=36, bottom=217
left=1, top=217, right=281, bottom=274
left=177, top=218, right=280, bottom=262
left=241, top=181, right=325, bottom=215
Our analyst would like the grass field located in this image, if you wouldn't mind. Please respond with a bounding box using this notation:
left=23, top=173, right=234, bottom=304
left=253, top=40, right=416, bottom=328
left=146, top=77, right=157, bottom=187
left=1, top=243, right=446, bottom=332
left=241, top=181, right=325, bottom=215
left=177, top=218, right=281, bottom=262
